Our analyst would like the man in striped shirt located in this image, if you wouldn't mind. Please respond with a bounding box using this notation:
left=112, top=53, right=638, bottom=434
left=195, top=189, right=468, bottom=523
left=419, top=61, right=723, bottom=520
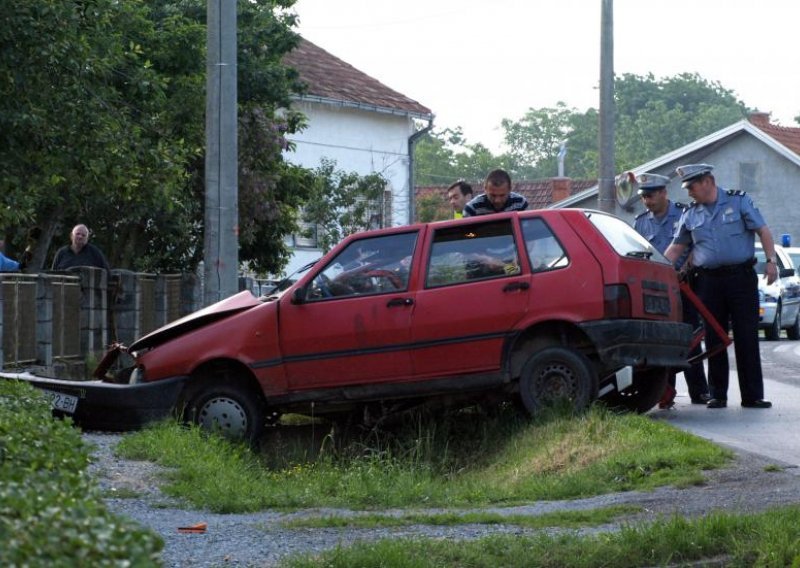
left=463, top=169, right=528, bottom=217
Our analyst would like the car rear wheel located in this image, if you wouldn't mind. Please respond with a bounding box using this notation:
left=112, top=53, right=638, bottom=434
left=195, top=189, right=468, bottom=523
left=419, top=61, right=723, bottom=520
left=601, top=367, right=669, bottom=413
left=765, top=303, right=782, bottom=341
left=184, top=382, right=266, bottom=445
left=518, top=347, right=596, bottom=418
left=787, top=311, right=800, bottom=341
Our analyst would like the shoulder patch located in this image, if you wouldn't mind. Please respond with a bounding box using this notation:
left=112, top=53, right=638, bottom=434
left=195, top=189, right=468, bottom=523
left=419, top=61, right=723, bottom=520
left=726, top=189, right=746, bottom=196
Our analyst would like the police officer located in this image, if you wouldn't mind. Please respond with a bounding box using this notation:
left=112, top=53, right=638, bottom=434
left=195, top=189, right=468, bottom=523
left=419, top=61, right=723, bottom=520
left=633, top=173, right=710, bottom=408
left=664, top=164, right=776, bottom=409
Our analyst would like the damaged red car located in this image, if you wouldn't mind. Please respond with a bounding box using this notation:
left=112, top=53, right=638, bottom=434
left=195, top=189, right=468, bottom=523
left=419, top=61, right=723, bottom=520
left=3, top=209, right=692, bottom=443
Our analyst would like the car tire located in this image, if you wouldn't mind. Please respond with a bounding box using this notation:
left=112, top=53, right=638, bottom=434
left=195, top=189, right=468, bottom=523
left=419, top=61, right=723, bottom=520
left=765, top=303, right=782, bottom=341
left=184, top=381, right=266, bottom=445
left=518, top=347, right=597, bottom=418
left=600, top=367, right=669, bottom=413
left=785, top=308, right=800, bottom=340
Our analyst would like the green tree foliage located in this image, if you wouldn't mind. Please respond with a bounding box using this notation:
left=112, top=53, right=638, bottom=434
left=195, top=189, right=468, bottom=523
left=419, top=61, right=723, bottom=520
left=1, top=0, right=307, bottom=275
left=415, top=73, right=750, bottom=187
left=301, top=159, right=388, bottom=253
left=414, top=127, right=515, bottom=186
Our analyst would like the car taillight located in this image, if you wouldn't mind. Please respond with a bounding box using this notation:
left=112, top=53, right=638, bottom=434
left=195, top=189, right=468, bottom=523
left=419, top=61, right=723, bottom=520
left=604, top=284, right=631, bottom=318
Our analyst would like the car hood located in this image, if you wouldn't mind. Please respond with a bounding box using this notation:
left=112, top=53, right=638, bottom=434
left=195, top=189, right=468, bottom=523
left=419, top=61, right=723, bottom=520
left=128, top=291, right=262, bottom=352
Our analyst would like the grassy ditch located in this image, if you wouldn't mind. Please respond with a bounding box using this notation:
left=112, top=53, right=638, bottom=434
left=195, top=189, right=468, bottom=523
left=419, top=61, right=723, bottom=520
left=279, top=505, right=800, bottom=567
left=116, top=405, right=731, bottom=513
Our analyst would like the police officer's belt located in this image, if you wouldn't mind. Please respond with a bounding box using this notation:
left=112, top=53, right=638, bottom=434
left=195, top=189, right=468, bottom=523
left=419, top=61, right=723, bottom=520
left=696, top=258, right=756, bottom=275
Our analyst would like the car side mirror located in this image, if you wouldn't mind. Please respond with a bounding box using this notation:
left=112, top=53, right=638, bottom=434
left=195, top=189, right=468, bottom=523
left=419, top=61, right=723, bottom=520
left=780, top=268, right=794, bottom=278
left=291, top=287, right=307, bottom=305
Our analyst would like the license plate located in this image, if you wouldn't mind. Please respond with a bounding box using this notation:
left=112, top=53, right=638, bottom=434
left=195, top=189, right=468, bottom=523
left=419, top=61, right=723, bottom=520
left=41, top=389, right=79, bottom=414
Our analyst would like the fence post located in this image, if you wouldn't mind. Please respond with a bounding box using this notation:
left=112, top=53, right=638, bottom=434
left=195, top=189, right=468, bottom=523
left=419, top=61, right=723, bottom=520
left=180, top=272, right=201, bottom=317
left=112, top=269, right=139, bottom=347
left=35, top=274, right=54, bottom=367
left=0, top=277, right=4, bottom=369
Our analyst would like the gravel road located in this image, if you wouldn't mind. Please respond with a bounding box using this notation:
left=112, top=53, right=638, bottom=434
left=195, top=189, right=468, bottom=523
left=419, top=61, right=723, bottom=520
left=83, top=431, right=800, bottom=567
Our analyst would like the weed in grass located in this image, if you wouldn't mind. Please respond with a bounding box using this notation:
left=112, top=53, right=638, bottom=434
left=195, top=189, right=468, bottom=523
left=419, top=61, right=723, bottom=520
left=764, top=464, right=784, bottom=472
left=281, top=505, right=642, bottom=529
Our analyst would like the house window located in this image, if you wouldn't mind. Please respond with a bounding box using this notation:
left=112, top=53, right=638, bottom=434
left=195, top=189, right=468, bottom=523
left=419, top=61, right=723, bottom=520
left=739, top=162, right=758, bottom=192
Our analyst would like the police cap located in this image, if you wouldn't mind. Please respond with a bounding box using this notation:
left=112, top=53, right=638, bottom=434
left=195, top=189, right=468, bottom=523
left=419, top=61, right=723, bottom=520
left=636, top=173, right=670, bottom=195
left=676, top=164, right=714, bottom=188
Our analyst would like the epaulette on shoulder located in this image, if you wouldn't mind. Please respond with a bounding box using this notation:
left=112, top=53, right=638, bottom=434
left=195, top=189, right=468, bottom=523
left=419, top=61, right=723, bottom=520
left=674, top=202, right=687, bottom=209
left=726, top=189, right=746, bottom=196
left=634, top=210, right=647, bottom=220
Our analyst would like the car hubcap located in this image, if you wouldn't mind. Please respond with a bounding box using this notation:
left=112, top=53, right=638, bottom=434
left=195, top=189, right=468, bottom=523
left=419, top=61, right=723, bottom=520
left=535, top=362, right=576, bottom=401
left=198, top=397, right=248, bottom=438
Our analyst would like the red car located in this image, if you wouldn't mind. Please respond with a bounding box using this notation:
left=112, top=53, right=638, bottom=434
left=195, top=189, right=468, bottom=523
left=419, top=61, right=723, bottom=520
left=4, top=210, right=691, bottom=442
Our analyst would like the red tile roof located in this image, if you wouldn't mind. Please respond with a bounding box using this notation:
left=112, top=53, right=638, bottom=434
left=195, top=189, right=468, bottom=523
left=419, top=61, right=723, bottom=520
left=514, top=179, right=597, bottom=209
left=750, top=117, right=800, bottom=156
left=283, top=38, right=432, bottom=118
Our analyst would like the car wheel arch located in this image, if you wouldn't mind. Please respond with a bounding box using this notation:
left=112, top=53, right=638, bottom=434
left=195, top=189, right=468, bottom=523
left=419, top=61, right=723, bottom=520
left=506, top=321, right=597, bottom=379
left=177, top=358, right=270, bottom=444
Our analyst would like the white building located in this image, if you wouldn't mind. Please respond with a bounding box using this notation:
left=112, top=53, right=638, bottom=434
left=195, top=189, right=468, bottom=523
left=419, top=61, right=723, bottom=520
left=281, top=39, right=433, bottom=276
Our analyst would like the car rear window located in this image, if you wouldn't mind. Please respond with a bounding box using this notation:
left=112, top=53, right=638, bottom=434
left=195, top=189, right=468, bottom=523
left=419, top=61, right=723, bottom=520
left=426, top=220, right=520, bottom=287
left=584, top=211, right=670, bottom=265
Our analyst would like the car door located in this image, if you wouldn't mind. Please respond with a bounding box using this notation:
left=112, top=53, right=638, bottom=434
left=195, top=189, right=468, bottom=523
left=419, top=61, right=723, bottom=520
left=410, top=217, right=529, bottom=377
left=279, top=231, right=418, bottom=390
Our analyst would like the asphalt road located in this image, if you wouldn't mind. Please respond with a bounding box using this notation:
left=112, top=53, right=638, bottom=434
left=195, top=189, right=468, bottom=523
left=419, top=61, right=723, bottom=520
left=650, top=338, right=800, bottom=469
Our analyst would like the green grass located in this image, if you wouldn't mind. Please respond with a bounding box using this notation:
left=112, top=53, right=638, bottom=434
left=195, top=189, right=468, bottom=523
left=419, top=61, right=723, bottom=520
left=116, top=405, right=731, bottom=513
left=280, top=506, right=800, bottom=567
left=281, top=505, right=642, bottom=529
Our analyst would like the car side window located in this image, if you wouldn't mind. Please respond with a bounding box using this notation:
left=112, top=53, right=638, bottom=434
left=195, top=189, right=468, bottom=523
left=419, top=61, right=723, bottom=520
left=426, top=220, right=520, bottom=287
left=521, top=218, right=568, bottom=273
left=305, top=232, right=417, bottom=301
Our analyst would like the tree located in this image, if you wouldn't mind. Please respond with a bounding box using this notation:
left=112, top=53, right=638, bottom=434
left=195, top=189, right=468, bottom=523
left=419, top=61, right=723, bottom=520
left=414, top=127, right=515, bottom=187
left=301, top=159, right=388, bottom=254
left=1, top=0, right=309, bottom=275
left=498, top=73, right=749, bottom=180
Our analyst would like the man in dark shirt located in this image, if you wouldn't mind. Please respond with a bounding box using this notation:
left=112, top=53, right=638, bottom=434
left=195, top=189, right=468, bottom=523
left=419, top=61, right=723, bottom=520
left=463, top=169, right=528, bottom=217
left=52, top=224, right=110, bottom=271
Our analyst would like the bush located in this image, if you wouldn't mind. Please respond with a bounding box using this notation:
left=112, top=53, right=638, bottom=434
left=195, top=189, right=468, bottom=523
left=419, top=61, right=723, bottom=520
left=0, top=380, right=163, bottom=566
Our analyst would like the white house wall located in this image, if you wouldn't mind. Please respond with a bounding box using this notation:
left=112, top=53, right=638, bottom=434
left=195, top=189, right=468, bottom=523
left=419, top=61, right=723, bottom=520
left=281, top=100, right=417, bottom=275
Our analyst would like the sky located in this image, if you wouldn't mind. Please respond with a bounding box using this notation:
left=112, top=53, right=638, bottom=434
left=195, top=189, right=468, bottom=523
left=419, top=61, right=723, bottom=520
left=290, top=0, right=800, bottom=153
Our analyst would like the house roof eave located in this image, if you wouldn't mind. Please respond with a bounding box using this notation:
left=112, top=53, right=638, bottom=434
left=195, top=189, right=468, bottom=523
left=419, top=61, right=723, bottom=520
left=291, top=94, right=434, bottom=122
left=551, top=119, right=800, bottom=209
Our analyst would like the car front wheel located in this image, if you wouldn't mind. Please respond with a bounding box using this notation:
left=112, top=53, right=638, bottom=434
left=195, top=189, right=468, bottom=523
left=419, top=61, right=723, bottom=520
left=184, top=381, right=266, bottom=445
left=787, top=311, right=800, bottom=341
left=518, top=347, right=597, bottom=418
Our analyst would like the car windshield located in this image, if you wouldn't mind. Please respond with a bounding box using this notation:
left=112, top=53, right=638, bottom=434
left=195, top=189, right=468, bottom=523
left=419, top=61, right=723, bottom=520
left=584, top=210, right=670, bottom=264
left=261, top=260, right=318, bottom=298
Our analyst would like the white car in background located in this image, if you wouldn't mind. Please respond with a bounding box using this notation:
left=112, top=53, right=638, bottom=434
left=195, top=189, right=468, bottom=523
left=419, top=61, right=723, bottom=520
left=756, top=244, right=800, bottom=340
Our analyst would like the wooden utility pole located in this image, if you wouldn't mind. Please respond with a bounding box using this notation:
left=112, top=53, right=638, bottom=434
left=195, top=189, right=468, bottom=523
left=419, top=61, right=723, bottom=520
left=598, top=0, right=616, bottom=214
left=204, top=0, right=239, bottom=305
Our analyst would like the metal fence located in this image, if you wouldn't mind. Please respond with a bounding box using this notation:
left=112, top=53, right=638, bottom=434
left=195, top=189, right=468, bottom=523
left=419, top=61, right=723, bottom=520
left=0, top=268, right=276, bottom=372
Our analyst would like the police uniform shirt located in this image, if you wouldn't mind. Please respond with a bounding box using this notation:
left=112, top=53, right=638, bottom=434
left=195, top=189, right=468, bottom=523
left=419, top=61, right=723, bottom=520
left=673, top=188, right=766, bottom=269
left=463, top=192, right=529, bottom=217
left=634, top=200, right=685, bottom=254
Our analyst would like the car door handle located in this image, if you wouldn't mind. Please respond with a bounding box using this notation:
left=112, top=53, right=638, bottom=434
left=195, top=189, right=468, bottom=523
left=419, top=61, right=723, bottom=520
left=503, top=281, right=530, bottom=292
left=387, top=297, right=414, bottom=307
